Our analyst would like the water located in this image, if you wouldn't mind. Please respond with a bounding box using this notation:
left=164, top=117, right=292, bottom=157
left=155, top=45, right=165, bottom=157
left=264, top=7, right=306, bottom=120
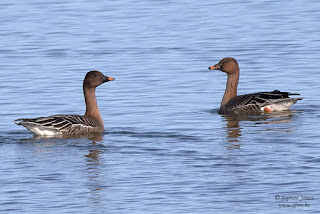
left=1, top=0, right=320, bottom=213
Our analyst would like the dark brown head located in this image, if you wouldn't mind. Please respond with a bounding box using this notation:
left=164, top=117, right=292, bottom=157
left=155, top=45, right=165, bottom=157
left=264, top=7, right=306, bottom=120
left=208, top=57, right=239, bottom=75
left=83, top=70, right=115, bottom=88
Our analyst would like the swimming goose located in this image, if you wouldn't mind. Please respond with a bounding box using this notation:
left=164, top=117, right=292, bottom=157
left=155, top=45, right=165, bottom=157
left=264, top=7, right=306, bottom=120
left=208, top=57, right=302, bottom=115
left=15, top=70, right=115, bottom=136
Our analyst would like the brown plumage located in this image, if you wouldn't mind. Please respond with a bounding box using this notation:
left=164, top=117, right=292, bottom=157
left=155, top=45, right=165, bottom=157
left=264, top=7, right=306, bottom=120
left=15, top=71, right=115, bottom=136
left=208, top=57, right=302, bottom=115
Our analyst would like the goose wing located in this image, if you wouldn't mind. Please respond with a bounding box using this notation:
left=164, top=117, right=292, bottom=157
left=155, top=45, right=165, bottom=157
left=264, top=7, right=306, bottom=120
left=219, top=90, right=301, bottom=114
left=15, top=115, right=99, bottom=135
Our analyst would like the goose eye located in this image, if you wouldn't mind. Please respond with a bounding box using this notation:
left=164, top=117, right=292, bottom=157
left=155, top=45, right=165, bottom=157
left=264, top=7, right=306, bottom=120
left=224, top=60, right=228, bottom=63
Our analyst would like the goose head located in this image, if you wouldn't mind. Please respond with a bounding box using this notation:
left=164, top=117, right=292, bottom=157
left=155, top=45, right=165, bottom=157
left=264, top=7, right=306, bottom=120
left=83, top=70, right=115, bottom=88
left=208, top=57, right=239, bottom=75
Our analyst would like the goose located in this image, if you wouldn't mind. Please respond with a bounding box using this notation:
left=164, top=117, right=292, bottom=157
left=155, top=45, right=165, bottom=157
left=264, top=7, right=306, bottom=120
left=208, top=57, right=302, bottom=115
left=15, top=70, right=115, bottom=136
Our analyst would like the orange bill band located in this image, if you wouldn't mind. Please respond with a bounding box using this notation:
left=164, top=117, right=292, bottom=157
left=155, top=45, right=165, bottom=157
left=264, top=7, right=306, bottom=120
left=107, top=77, right=115, bottom=81
left=208, top=65, right=216, bottom=70
left=208, top=63, right=221, bottom=70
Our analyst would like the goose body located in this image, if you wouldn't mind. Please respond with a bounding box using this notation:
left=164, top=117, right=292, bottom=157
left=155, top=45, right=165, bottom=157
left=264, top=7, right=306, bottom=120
left=15, top=115, right=103, bottom=136
left=218, top=90, right=302, bottom=115
left=15, top=71, right=115, bottom=136
left=208, top=58, right=302, bottom=115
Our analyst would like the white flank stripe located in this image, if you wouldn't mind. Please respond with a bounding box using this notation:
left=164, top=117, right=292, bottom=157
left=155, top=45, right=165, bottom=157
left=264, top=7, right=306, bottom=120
left=29, top=127, right=57, bottom=136
left=261, top=102, right=294, bottom=112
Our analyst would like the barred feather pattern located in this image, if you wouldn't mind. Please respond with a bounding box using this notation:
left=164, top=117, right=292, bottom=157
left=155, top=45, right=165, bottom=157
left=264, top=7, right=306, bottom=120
left=15, top=115, right=103, bottom=136
left=218, top=90, right=303, bottom=115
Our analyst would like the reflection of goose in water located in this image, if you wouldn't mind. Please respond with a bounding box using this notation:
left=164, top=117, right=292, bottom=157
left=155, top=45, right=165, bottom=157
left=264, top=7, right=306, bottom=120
left=85, top=140, right=107, bottom=205
left=220, top=110, right=300, bottom=147
left=209, top=58, right=302, bottom=115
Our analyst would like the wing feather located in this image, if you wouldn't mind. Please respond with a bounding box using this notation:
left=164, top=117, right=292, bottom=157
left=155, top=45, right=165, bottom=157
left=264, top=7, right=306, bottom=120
left=15, top=114, right=100, bottom=135
left=219, top=90, right=302, bottom=114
